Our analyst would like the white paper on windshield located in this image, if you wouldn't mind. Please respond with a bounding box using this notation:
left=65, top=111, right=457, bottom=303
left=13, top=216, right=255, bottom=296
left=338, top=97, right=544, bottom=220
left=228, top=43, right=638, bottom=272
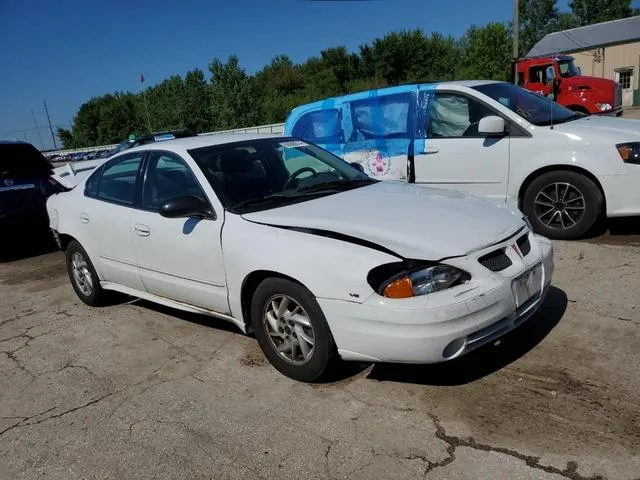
left=279, top=141, right=308, bottom=148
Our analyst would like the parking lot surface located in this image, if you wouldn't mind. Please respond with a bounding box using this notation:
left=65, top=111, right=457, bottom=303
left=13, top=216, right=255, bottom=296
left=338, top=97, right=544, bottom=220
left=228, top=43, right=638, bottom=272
left=1, top=235, right=639, bottom=480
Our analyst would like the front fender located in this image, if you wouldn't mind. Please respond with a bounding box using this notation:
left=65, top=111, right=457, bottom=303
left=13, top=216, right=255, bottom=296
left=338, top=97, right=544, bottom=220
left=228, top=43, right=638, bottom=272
left=221, top=213, right=401, bottom=321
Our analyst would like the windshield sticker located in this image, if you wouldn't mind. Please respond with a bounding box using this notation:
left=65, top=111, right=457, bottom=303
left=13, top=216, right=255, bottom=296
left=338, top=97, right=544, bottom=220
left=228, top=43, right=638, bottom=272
left=280, top=140, right=308, bottom=148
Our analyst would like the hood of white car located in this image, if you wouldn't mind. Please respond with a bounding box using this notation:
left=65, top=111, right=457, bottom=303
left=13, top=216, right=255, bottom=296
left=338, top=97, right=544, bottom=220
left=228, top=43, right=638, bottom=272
left=551, top=115, right=640, bottom=142
left=241, top=181, right=525, bottom=259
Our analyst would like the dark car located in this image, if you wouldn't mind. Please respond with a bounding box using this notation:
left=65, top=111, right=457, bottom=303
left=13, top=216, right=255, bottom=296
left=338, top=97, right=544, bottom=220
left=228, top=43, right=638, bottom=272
left=0, top=141, right=58, bottom=242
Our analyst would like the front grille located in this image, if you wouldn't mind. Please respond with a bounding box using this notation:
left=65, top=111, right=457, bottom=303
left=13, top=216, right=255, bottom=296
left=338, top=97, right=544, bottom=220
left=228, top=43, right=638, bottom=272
left=478, top=248, right=512, bottom=272
left=516, top=234, right=531, bottom=257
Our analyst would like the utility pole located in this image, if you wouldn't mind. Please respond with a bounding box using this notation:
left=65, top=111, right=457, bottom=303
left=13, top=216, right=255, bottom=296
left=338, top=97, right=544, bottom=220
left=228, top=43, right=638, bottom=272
left=30, top=109, right=44, bottom=149
left=513, top=0, right=519, bottom=84
left=43, top=99, right=57, bottom=150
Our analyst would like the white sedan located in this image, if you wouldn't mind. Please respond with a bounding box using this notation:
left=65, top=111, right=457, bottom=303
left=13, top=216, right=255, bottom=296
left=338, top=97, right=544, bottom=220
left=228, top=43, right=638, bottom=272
left=46, top=134, right=554, bottom=382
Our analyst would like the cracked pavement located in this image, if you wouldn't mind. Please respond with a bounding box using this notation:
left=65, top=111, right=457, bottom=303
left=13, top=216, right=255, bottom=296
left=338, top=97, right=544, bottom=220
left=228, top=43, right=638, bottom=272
left=0, top=236, right=639, bottom=480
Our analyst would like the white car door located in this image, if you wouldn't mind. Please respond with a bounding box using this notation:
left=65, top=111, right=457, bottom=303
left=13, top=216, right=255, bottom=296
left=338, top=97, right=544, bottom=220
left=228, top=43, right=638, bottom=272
left=129, top=151, right=229, bottom=314
left=80, top=152, right=146, bottom=290
left=413, top=89, right=511, bottom=201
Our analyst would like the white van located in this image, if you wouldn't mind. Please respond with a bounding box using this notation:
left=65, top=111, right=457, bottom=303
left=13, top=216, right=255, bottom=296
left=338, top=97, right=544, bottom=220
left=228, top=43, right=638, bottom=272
left=283, top=81, right=640, bottom=240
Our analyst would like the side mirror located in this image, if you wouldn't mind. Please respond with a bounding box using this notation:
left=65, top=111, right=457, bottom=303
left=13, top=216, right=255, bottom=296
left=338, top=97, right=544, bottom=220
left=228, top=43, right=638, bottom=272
left=545, top=66, right=555, bottom=84
left=478, top=116, right=506, bottom=136
left=576, top=66, right=582, bottom=75
left=350, top=162, right=365, bottom=173
left=159, top=194, right=215, bottom=220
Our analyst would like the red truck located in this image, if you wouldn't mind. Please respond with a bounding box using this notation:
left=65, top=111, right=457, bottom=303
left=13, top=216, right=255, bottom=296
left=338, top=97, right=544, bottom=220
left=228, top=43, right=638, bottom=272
left=513, top=54, right=622, bottom=116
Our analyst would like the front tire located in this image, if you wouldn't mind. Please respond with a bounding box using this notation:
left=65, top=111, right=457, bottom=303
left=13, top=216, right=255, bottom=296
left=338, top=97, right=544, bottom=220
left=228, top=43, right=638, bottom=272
left=523, top=171, right=603, bottom=240
left=251, top=277, right=337, bottom=382
left=65, top=240, right=110, bottom=306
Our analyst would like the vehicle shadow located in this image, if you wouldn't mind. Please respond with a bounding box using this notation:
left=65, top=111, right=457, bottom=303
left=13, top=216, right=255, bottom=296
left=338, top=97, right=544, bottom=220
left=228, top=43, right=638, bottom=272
left=0, top=235, right=58, bottom=263
left=364, top=286, right=568, bottom=386
left=126, top=299, right=243, bottom=335
left=583, top=216, right=640, bottom=242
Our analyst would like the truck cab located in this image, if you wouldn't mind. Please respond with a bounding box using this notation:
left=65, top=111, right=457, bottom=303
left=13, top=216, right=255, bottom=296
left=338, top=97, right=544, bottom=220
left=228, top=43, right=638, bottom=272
left=515, top=55, right=622, bottom=116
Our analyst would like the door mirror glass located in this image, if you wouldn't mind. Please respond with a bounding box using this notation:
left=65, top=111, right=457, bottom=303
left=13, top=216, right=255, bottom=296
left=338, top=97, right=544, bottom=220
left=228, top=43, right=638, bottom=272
left=545, top=66, right=555, bottom=84
left=576, top=66, right=582, bottom=75
left=159, top=194, right=215, bottom=219
left=478, top=116, right=506, bottom=136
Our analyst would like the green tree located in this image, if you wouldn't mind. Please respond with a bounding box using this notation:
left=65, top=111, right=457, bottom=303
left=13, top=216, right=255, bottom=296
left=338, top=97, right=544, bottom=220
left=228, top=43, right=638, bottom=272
left=209, top=55, right=261, bottom=129
left=56, top=127, right=75, bottom=149
left=184, top=68, right=214, bottom=132
left=569, top=0, right=633, bottom=25
left=519, top=0, right=559, bottom=55
left=459, top=22, right=512, bottom=81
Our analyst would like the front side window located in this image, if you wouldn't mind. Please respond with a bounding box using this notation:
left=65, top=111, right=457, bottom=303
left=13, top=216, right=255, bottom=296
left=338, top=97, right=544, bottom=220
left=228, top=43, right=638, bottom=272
left=529, top=65, right=552, bottom=84
left=427, top=92, right=496, bottom=138
left=142, top=152, right=206, bottom=211
left=188, top=137, right=375, bottom=213
left=90, top=153, right=144, bottom=206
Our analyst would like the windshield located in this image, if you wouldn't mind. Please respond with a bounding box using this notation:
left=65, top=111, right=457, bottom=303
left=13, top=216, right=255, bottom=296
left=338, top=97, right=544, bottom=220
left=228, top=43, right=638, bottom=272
left=558, top=59, right=578, bottom=78
left=472, top=83, right=583, bottom=127
left=188, top=137, right=376, bottom=213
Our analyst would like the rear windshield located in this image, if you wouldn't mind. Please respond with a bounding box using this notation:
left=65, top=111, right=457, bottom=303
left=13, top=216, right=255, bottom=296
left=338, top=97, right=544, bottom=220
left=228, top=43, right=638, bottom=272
left=0, top=143, right=52, bottom=178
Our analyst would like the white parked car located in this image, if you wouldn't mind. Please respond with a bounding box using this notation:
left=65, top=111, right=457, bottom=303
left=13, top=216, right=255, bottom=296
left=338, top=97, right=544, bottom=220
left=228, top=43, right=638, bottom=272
left=46, top=134, right=554, bottom=382
left=284, top=81, right=640, bottom=240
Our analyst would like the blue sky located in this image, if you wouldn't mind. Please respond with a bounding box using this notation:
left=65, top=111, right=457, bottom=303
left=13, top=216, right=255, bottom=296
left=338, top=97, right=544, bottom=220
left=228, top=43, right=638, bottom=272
left=1, top=0, right=637, bottom=150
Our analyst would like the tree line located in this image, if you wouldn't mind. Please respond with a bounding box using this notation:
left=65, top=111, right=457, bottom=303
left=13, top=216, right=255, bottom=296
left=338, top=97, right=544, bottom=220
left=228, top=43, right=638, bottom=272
left=57, top=0, right=638, bottom=149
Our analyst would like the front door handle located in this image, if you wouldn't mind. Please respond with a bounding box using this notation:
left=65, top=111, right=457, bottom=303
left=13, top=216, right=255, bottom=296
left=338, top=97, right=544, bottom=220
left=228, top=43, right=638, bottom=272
left=79, top=213, right=89, bottom=224
left=424, top=147, right=439, bottom=154
left=134, top=224, right=150, bottom=237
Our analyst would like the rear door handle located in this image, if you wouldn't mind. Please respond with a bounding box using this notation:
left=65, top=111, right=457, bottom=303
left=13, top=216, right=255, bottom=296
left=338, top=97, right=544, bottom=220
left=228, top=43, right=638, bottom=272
left=425, top=147, right=439, bottom=154
left=134, top=224, right=150, bottom=237
left=79, top=213, right=89, bottom=224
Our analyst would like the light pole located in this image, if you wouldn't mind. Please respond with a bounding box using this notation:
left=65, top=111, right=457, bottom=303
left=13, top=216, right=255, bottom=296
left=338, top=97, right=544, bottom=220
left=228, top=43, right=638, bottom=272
left=513, top=0, right=519, bottom=84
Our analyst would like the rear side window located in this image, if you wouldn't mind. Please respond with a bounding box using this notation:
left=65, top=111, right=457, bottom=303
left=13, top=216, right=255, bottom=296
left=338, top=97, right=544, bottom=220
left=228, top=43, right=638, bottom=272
left=349, top=93, right=411, bottom=141
left=291, top=109, right=344, bottom=143
left=86, top=153, right=144, bottom=206
left=0, top=143, right=52, bottom=178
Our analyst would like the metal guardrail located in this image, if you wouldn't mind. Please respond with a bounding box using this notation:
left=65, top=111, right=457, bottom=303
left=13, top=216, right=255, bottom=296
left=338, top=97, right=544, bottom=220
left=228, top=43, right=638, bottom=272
left=43, top=123, right=286, bottom=157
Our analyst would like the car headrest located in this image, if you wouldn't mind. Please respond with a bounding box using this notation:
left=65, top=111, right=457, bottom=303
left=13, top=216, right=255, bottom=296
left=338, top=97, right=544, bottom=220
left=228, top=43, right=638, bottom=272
left=220, top=149, right=253, bottom=174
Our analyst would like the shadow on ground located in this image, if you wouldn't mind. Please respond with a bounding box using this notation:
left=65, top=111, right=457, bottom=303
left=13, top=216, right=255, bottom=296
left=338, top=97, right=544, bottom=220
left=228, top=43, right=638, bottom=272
left=0, top=235, right=58, bottom=263
left=364, top=286, right=568, bottom=386
left=100, top=284, right=568, bottom=386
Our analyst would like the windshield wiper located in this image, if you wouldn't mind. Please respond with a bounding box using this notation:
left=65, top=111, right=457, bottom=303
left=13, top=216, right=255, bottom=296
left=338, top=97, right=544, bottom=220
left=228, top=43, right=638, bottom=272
left=232, top=190, right=342, bottom=210
left=297, top=178, right=376, bottom=193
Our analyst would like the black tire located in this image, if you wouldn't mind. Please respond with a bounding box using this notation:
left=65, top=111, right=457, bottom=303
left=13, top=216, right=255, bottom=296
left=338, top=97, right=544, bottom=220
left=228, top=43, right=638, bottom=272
left=522, top=170, right=603, bottom=240
left=251, top=277, right=337, bottom=382
left=65, top=240, right=111, bottom=306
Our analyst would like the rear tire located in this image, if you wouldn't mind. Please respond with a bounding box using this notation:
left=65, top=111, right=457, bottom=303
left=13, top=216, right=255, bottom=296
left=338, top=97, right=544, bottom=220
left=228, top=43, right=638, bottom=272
left=65, top=240, right=111, bottom=306
left=523, top=171, right=603, bottom=240
left=251, top=277, right=337, bottom=382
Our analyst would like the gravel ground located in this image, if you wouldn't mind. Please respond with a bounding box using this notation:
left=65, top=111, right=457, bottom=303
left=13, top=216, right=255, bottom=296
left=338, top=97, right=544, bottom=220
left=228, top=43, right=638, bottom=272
left=0, top=231, right=639, bottom=480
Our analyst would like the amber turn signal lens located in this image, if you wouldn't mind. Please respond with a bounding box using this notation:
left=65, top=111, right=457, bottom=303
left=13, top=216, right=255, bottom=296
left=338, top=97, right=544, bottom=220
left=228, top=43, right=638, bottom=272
left=617, top=145, right=631, bottom=161
left=383, top=277, right=414, bottom=298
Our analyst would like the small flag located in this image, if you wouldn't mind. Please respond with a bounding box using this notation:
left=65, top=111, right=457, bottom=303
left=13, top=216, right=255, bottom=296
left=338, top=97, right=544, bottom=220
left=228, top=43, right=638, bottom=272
left=140, top=73, right=145, bottom=83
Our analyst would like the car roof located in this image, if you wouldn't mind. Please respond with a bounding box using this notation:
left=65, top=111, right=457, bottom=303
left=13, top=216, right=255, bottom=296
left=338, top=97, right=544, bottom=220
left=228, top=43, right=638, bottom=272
left=123, top=132, right=285, bottom=154
left=285, top=80, right=506, bottom=118
left=437, top=79, right=504, bottom=88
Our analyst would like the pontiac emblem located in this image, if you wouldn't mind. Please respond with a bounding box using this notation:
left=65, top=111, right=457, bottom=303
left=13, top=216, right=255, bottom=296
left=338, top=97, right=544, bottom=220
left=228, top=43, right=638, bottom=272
left=3, top=179, right=14, bottom=187
left=511, top=243, right=523, bottom=259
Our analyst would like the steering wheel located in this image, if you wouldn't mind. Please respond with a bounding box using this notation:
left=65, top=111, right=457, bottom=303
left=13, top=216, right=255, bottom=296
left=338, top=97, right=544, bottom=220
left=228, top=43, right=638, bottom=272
left=283, top=167, right=318, bottom=190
